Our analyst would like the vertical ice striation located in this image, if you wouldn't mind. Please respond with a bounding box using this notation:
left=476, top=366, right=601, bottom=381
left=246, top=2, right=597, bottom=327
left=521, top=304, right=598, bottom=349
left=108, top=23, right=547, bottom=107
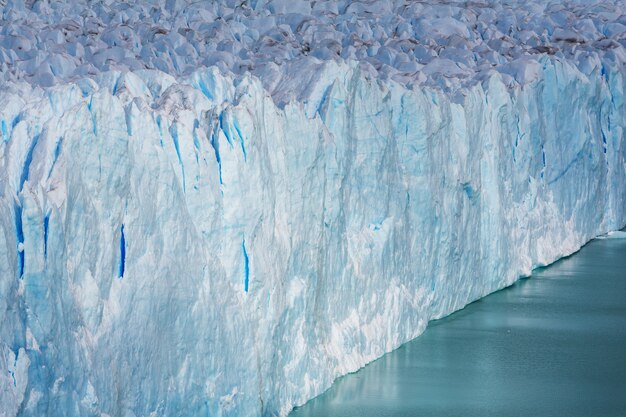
left=0, top=56, right=625, bottom=417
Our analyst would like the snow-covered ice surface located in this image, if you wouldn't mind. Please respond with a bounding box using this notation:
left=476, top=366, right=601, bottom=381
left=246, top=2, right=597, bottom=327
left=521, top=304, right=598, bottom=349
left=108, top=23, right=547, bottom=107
left=1, top=1, right=625, bottom=416
left=2, top=0, right=626, bottom=94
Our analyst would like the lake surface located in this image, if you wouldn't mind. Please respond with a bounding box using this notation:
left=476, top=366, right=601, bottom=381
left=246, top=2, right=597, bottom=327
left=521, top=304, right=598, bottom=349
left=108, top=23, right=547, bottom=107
left=290, top=234, right=626, bottom=417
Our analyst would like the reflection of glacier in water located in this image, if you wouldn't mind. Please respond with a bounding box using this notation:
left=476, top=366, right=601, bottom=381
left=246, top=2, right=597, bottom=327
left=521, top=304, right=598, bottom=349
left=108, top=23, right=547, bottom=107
left=290, top=234, right=626, bottom=417
left=598, top=231, right=626, bottom=239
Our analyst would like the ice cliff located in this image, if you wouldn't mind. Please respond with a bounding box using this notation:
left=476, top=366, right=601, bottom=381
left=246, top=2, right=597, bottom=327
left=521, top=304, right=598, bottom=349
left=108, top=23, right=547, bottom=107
left=1, top=1, right=626, bottom=416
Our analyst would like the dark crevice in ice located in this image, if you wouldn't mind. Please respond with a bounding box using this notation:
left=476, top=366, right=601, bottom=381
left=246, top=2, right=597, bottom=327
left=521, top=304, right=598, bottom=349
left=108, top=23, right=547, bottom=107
left=242, top=239, right=249, bottom=292
left=20, top=134, right=40, bottom=191
left=118, top=224, right=126, bottom=279
left=15, top=203, right=24, bottom=279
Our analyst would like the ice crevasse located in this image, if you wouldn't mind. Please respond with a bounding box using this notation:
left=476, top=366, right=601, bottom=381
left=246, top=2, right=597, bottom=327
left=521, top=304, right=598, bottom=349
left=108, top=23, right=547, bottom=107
left=0, top=56, right=625, bottom=416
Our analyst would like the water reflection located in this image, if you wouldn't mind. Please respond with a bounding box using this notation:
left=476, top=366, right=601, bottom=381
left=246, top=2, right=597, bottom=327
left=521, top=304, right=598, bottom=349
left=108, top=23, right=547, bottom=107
left=291, top=236, right=626, bottom=417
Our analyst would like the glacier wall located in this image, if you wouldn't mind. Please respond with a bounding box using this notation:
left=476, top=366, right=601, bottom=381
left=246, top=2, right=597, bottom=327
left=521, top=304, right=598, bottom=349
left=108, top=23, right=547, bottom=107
left=0, top=56, right=624, bottom=417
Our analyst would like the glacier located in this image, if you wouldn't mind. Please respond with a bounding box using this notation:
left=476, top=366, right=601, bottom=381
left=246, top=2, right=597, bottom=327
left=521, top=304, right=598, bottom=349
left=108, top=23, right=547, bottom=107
left=1, top=57, right=624, bottom=417
left=1, top=1, right=626, bottom=416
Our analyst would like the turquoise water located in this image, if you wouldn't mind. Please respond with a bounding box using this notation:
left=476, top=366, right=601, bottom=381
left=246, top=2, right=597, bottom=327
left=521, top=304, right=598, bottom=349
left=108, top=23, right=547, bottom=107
left=290, top=235, right=626, bottom=417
